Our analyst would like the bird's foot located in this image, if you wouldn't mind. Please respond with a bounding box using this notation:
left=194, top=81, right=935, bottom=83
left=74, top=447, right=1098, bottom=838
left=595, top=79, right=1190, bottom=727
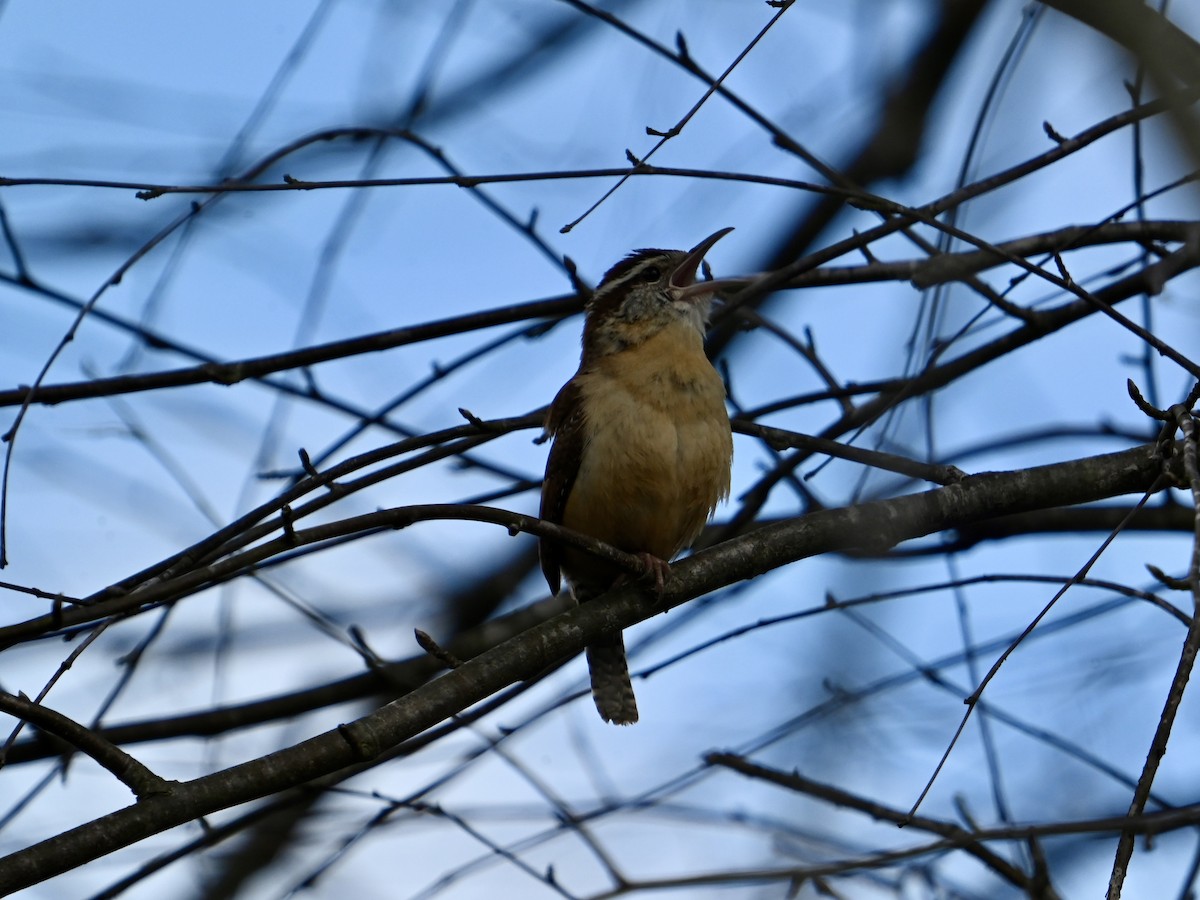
left=611, top=552, right=670, bottom=604
left=638, top=552, right=670, bottom=594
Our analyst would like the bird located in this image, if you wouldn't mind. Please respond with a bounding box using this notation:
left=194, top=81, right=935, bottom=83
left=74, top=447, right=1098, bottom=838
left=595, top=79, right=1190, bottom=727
left=540, top=228, right=736, bottom=724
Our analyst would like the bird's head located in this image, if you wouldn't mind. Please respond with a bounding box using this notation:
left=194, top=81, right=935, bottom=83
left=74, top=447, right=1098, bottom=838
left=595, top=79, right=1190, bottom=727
left=581, top=227, right=735, bottom=359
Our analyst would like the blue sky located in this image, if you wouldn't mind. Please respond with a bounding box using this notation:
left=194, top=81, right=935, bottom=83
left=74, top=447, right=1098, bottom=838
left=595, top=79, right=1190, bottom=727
left=4, top=2, right=1200, bottom=897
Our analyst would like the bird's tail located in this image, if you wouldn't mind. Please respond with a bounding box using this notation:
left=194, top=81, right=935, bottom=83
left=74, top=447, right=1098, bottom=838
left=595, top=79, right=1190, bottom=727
left=586, top=634, right=638, bottom=725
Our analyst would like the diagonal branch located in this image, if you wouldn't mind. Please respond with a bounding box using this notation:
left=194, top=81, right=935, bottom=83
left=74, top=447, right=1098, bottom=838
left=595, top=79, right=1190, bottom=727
left=0, top=440, right=1174, bottom=892
left=707, top=752, right=1048, bottom=896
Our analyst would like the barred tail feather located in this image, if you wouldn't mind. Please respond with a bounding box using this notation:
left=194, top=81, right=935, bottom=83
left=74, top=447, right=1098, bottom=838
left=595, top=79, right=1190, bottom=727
left=586, top=634, right=638, bottom=725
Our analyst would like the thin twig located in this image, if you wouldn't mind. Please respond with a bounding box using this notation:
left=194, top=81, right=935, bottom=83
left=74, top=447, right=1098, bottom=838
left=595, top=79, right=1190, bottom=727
left=1108, top=402, right=1200, bottom=899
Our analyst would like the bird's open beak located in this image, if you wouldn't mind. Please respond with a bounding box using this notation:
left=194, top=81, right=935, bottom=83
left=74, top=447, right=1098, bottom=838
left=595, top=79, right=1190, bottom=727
left=670, top=227, right=737, bottom=300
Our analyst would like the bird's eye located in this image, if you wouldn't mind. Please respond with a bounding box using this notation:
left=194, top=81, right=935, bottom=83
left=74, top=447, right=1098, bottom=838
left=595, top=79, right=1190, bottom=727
left=640, top=265, right=662, bottom=283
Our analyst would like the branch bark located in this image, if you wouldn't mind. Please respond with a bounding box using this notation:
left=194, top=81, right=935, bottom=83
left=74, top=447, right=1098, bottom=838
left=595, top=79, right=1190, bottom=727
left=0, top=440, right=1171, bottom=893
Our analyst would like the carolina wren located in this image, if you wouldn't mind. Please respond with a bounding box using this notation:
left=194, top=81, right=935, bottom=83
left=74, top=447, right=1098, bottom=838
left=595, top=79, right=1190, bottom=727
left=540, top=228, right=736, bottom=724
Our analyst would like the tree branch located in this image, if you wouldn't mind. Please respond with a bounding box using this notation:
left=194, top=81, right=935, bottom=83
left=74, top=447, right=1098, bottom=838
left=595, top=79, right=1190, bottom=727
left=0, top=692, right=170, bottom=799
left=0, top=441, right=1172, bottom=892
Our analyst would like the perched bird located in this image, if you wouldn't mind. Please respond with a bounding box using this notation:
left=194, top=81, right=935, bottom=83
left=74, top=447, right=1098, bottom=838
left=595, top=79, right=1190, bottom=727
left=540, top=228, right=736, bottom=724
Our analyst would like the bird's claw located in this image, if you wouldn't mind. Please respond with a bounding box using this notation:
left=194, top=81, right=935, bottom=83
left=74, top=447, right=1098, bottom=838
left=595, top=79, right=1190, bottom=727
left=636, top=552, right=670, bottom=603
left=611, top=553, right=671, bottom=603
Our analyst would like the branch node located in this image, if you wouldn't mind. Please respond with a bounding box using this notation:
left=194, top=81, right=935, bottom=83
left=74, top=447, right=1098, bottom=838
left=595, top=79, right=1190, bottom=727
left=337, top=722, right=378, bottom=761
left=1127, top=379, right=1168, bottom=421
left=280, top=504, right=297, bottom=544
left=953, top=795, right=980, bottom=830
left=675, top=31, right=690, bottom=60
left=1051, top=252, right=1073, bottom=286
left=1146, top=563, right=1191, bottom=591
left=1042, top=120, right=1067, bottom=144
left=415, top=628, right=462, bottom=668
left=458, top=407, right=488, bottom=429
left=563, top=254, right=590, bottom=301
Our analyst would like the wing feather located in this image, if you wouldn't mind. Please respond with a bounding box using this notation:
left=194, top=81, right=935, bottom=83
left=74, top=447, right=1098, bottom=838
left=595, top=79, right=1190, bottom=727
left=539, top=377, right=586, bottom=594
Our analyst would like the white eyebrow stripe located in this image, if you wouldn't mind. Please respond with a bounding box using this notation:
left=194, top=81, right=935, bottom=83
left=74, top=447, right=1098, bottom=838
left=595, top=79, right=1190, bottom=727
left=586, top=254, right=675, bottom=311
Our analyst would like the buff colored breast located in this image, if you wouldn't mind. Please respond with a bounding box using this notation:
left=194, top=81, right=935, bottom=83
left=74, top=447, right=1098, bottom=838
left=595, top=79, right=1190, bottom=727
left=560, top=322, right=733, bottom=587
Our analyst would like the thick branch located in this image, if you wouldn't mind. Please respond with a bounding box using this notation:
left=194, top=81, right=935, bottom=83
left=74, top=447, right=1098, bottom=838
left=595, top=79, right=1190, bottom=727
left=0, top=441, right=1172, bottom=892
left=1, top=592, right=572, bottom=766
left=1041, top=0, right=1200, bottom=85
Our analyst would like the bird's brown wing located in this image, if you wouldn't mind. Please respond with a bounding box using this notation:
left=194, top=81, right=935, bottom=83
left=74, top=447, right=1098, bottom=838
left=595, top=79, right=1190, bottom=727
left=540, top=377, right=586, bottom=595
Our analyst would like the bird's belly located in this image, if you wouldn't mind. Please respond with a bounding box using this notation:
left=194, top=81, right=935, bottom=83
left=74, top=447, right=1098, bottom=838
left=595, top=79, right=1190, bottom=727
left=563, top=370, right=731, bottom=563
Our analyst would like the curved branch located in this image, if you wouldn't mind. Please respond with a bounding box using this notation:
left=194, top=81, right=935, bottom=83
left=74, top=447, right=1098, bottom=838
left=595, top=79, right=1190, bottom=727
left=0, top=692, right=170, bottom=799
